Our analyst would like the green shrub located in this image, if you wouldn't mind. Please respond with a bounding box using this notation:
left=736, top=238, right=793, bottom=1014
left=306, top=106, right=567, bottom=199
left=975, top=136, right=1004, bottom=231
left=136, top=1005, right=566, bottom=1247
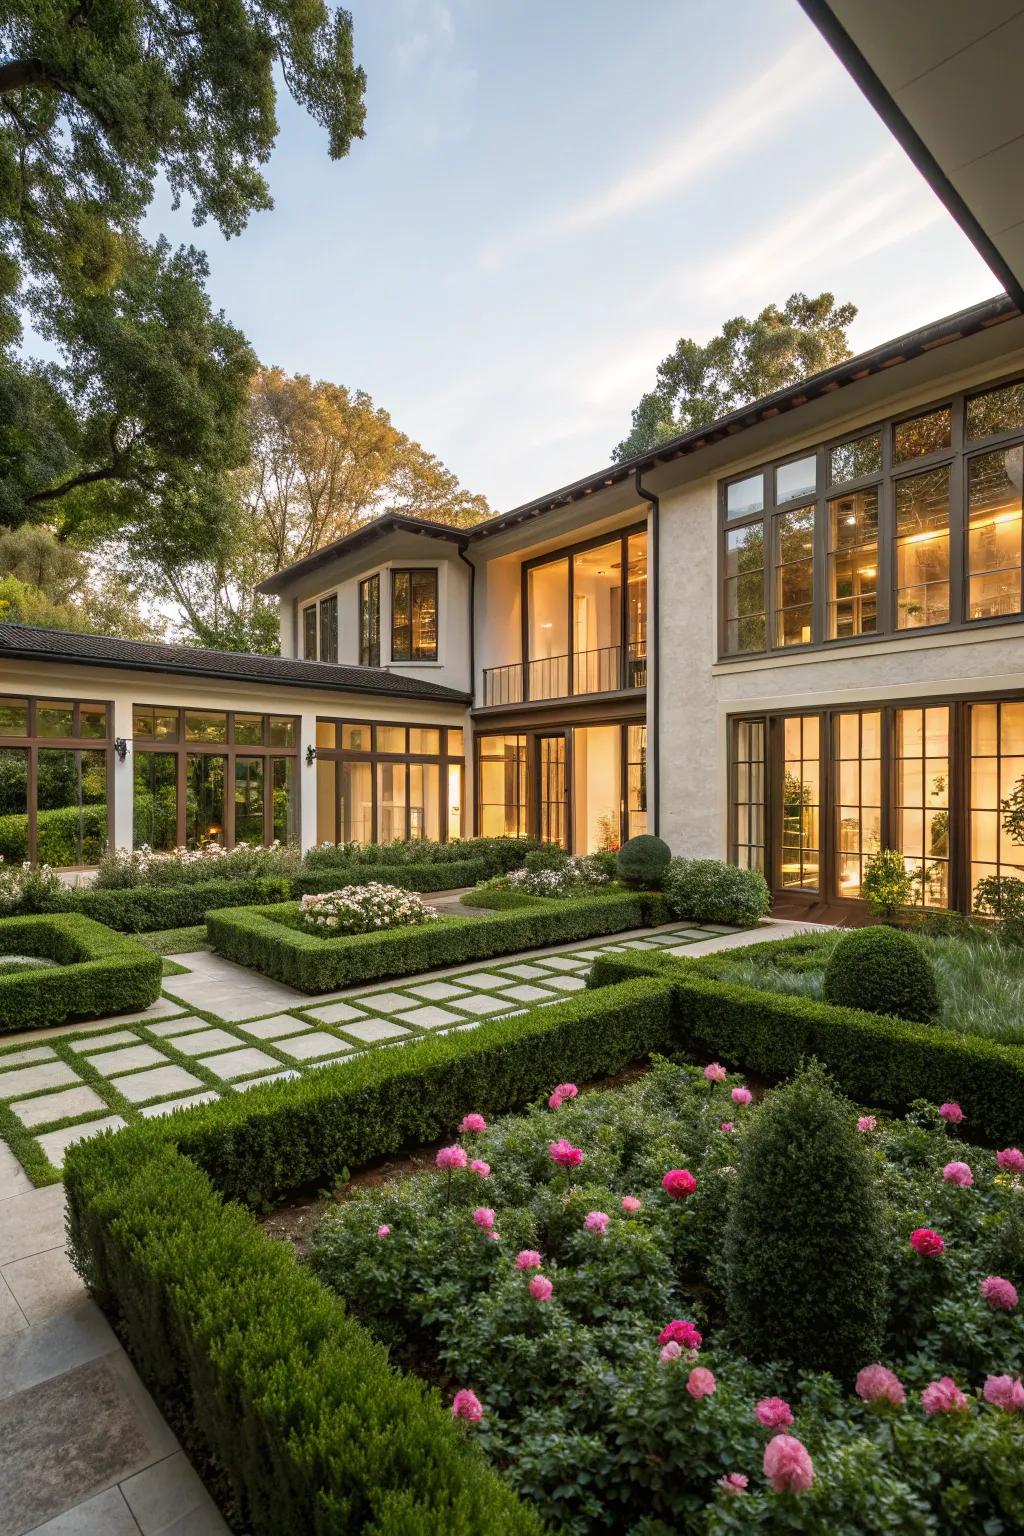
left=824, top=925, right=939, bottom=1023
left=94, top=842, right=301, bottom=888
left=523, top=844, right=567, bottom=872
left=974, top=873, right=1024, bottom=945
left=68, top=877, right=291, bottom=933
left=615, top=833, right=671, bottom=887
left=293, top=859, right=487, bottom=895
left=862, top=847, right=915, bottom=919
left=662, top=856, right=770, bottom=925
left=208, top=888, right=670, bottom=993
left=0, top=803, right=108, bottom=865
left=304, top=837, right=543, bottom=878
left=724, top=1064, right=886, bottom=1381
left=0, top=913, right=161, bottom=1031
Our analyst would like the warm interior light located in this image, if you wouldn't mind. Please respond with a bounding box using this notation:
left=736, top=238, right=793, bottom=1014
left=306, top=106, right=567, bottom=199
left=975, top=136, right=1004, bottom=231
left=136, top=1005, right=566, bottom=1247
left=859, top=566, right=877, bottom=577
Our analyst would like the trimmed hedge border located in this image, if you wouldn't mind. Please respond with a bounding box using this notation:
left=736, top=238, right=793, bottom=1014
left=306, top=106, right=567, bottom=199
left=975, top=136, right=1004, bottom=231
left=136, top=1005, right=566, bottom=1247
left=292, top=859, right=488, bottom=896
left=0, top=913, right=161, bottom=1032
left=207, top=889, right=672, bottom=993
left=64, top=978, right=672, bottom=1531
left=64, top=877, right=293, bottom=933
left=588, top=950, right=1024, bottom=1142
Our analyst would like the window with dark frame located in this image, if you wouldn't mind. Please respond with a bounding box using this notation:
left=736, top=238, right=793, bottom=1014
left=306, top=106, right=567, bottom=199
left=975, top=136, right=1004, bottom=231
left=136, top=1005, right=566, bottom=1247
left=359, top=573, right=381, bottom=667
left=302, top=604, right=317, bottom=660
left=313, top=716, right=465, bottom=844
left=391, top=569, right=438, bottom=662
left=0, top=696, right=112, bottom=868
left=319, top=594, right=339, bottom=663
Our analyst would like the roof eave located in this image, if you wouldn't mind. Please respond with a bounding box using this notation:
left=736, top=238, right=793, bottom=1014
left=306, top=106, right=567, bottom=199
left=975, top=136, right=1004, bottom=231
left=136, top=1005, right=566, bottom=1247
left=256, top=514, right=470, bottom=596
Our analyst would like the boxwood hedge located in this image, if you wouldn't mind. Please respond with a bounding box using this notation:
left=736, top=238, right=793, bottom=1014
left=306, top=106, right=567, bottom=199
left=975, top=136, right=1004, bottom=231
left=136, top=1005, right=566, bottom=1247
left=66, top=877, right=293, bottom=933
left=292, top=859, right=488, bottom=896
left=207, top=888, right=671, bottom=992
left=0, top=913, right=162, bottom=1032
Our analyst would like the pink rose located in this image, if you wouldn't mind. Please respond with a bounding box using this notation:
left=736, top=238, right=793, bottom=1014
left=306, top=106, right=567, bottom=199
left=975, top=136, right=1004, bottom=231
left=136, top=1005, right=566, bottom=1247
left=922, top=1377, right=969, bottom=1415
left=763, top=1434, right=814, bottom=1493
left=756, top=1396, right=793, bottom=1429
left=718, top=1473, right=748, bottom=1495
left=938, top=1101, right=964, bottom=1124
left=659, top=1340, right=682, bottom=1364
left=459, top=1112, right=487, bottom=1134
left=997, top=1147, right=1024, bottom=1172
left=686, top=1366, right=716, bottom=1399
left=376, top=1224, right=391, bottom=1238
left=910, top=1227, right=944, bottom=1256
left=857, top=1116, right=877, bottom=1132
left=549, top=1138, right=583, bottom=1167
left=984, top=1375, right=1024, bottom=1412
left=470, top=1159, right=491, bottom=1179
left=472, top=1207, right=495, bottom=1229
left=659, top=1319, right=702, bottom=1350
left=855, top=1364, right=905, bottom=1406
left=488, top=1230, right=501, bottom=1242
left=451, top=1388, right=483, bottom=1423
left=980, top=1275, right=1019, bottom=1311
left=704, top=1062, right=727, bottom=1082
left=436, top=1144, right=468, bottom=1171
left=943, top=1161, right=974, bottom=1187
left=662, top=1168, right=697, bottom=1199
left=731, top=1085, right=752, bottom=1106
left=515, top=1249, right=542, bottom=1271
left=549, top=1082, right=578, bottom=1109
left=529, top=1274, right=553, bottom=1302
left=621, top=1195, right=642, bottom=1214
left=719, top=1121, right=735, bottom=1133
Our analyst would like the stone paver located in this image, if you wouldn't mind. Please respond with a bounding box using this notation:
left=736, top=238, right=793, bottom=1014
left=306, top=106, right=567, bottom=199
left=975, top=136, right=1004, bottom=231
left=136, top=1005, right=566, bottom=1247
left=84, top=1044, right=165, bottom=1075
left=502, top=983, right=555, bottom=1003
left=0, top=1062, right=80, bottom=1099
left=197, top=1047, right=280, bottom=1080
left=502, top=963, right=554, bottom=980
left=3, top=1249, right=84, bottom=1327
left=122, top=1450, right=228, bottom=1536
left=275, top=1032, right=351, bottom=1062
left=0, top=1185, right=66, bottom=1268
left=164, top=1027, right=237, bottom=1055
left=542, top=974, right=587, bottom=992
left=234, top=1069, right=299, bottom=1090
left=453, top=971, right=507, bottom=989
left=162, top=953, right=307, bottom=1021
left=406, top=981, right=468, bottom=1002
left=145, top=1015, right=208, bottom=1038
left=0, top=1276, right=27, bottom=1339
left=355, top=990, right=412, bottom=1014
left=11, top=1086, right=107, bottom=1130
left=540, top=956, right=589, bottom=971
left=396, top=1005, right=462, bottom=1029
left=110, top=1066, right=204, bottom=1105
left=36, top=1118, right=127, bottom=1171
left=449, top=993, right=508, bottom=1015
left=340, top=1018, right=411, bottom=1043
left=66, top=1030, right=138, bottom=1054
left=0, top=1143, right=32, bottom=1202
left=0, top=1047, right=55, bottom=1070
left=139, top=1091, right=220, bottom=1119
left=238, top=1014, right=312, bottom=1038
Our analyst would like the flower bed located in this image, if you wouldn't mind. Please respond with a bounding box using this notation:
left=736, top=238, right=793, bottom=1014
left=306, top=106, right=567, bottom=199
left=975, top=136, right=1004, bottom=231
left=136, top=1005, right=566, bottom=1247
left=0, top=913, right=161, bottom=1032
left=311, top=1065, right=1024, bottom=1532
left=483, top=856, right=610, bottom=899
left=293, top=858, right=488, bottom=896
left=299, top=883, right=437, bottom=935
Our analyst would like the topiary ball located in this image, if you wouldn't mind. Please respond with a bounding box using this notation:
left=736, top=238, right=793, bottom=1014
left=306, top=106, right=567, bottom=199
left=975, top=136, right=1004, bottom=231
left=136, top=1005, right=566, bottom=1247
left=615, top=834, right=672, bottom=888
left=823, top=925, right=939, bottom=1023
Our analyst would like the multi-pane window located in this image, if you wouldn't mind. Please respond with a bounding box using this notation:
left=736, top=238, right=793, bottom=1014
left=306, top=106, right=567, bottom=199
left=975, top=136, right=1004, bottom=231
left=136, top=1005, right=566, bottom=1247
left=302, top=605, right=317, bottom=660
left=896, top=707, right=949, bottom=908
left=774, top=506, right=814, bottom=646
left=969, top=700, right=1024, bottom=897
left=626, top=723, right=648, bottom=840
left=724, top=522, right=766, bottom=653
left=538, top=736, right=567, bottom=847
left=895, top=466, right=950, bottom=629
left=833, top=711, right=881, bottom=898
left=477, top=734, right=527, bottom=837
left=780, top=716, right=820, bottom=890
left=828, top=488, right=878, bottom=638
left=0, top=697, right=111, bottom=868
left=967, top=447, right=1022, bottom=620
left=731, top=719, right=765, bottom=874
left=392, top=569, right=438, bottom=662
left=314, top=718, right=464, bottom=844
left=319, top=594, right=339, bottom=663
left=359, top=574, right=380, bottom=667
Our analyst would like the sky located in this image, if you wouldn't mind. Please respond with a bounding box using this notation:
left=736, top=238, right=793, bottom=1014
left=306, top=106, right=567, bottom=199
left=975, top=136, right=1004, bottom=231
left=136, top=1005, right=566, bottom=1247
left=148, top=0, right=1000, bottom=515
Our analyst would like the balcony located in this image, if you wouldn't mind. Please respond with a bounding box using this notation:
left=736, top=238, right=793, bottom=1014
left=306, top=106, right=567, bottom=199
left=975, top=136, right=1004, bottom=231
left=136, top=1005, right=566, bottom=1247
left=481, top=643, right=647, bottom=707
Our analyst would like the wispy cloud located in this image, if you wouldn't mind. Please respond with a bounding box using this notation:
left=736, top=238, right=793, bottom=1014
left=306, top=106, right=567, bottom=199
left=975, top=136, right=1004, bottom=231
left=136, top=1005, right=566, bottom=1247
left=478, top=33, right=836, bottom=268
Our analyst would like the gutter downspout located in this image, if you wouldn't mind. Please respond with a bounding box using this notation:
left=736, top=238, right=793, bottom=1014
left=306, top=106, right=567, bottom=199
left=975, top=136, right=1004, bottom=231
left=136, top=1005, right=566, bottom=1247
left=458, top=542, right=477, bottom=835
left=634, top=469, right=660, bottom=838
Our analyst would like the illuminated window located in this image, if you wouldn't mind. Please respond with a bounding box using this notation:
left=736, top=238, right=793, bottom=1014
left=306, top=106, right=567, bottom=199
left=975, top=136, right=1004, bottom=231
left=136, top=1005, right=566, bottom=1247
left=895, top=707, right=949, bottom=908
left=895, top=465, right=950, bottom=629
left=774, top=505, right=814, bottom=646
left=828, top=489, right=878, bottom=638
left=724, top=522, right=766, bottom=653
left=391, top=570, right=438, bottom=662
left=833, top=711, right=881, bottom=898
left=780, top=716, right=820, bottom=890
left=732, top=719, right=765, bottom=874
left=967, top=447, right=1023, bottom=620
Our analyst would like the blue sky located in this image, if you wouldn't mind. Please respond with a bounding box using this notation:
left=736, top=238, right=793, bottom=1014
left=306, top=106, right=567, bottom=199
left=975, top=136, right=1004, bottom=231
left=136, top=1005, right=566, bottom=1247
left=150, top=0, right=999, bottom=513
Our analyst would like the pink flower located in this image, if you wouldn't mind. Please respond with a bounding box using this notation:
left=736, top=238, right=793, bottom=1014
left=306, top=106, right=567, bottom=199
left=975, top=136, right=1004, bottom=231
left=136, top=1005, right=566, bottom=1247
left=459, top=1113, right=487, bottom=1134
left=528, top=1274, right=553, bottom=1301
left=763, top=1434, right=814, bottom=1494
left=451, top=1388, right=483, bottom=1423
left=488, top=1231, right=501, bottom=1242
left=549, top=1138, right=583, bottom=1168
left=939, top=1101, right=964, bottom=1124
left=718, top=1473, right=748, bottom=1495
left=857, top=1116, right=877, bottom=1132
left=997, top=1147, right=1024, bottom=1173
left=548, top=1082, right=578, bottom=1109
left=855, top=1364, right=905, bottom=1406
left=755, top=1396, right=793, bottom=1429
left=472, top=1206, right=495, bottom=1229
left=659, top=1319, right=702, bottom=1350
left=621, top=1195, right=642, bottom=1214
left=704, top=1062, right=728, bottom=1082
left=470, top=1159, right=491, bottom=1179
left=719, top=1121, right=735, bottom=1133
left=376, top=1224, right=391, bottom=1238
left=943, top=1161, right=974, bottom=1187
left=922, top=1377, right=969, bottom=1415
left=731, top=1086, right=753, bottom=1106
left=584, top=1210, right=610, bottom=1234
left=662, top=1168, right=697, bottom=1199
left=980, top=1275, right=1019, bottom=1311
left=515, top=1249, right=542, bottom=1271
left=436, top=1144, right=468, bottom=1171
left=984, top=1375, right=1024, bottom=1412
left=659, top=1341, right=682, bottom=1364
left=910, top=1227, right=944, bottom=1257
left=686, top=1366, right=717, bottom=1399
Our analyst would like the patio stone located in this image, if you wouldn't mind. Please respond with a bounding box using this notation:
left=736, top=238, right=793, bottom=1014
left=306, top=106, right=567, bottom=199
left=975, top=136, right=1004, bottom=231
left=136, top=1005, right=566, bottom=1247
left=98, top=996, right=183, bottom=1027
left=0, top=1046, right=55, bottom=1070
left=449, top=993, right=508, bottom=1015
left=36, top=1117, right=126, bottom=1169
left=501, top=983, right=555, bottom=1003
left=139, top=1091, right=220, bottom=1118
left=309, top=1054, right=358, bottom=1069
left=110, top=1066, right=204, bottom=1104
left=238, top=1014, right=311, bottom=1038
left=85, top=1044, right=165, bottom=1075
left=2, top=1247, right=84, bottom=1326
left=11, top=1085, right=107, bottom=1130
left=406, top=981, right=468, bottom=1001
left=197, top=1047, right=281, bottom=1080
left=25, top=1486, right=141, bottom=1535
left=0, top=1062, right=79, bottom=1100
left=164, top=1027, right=237, bottom=1055
left=234, top=1069, right=300, bottom=1090
left=502, top=963, right=554, bottom=980
left=541, top=974, right=587, bottom=992
left=304, top=1000, right=366, bottom=1024
left=162, top=952, right=308, bottom=1020
left=121, top=1449, right=229, bottom=1536
left=66, top=1030, right=139, bottom=1053
left=340, top=1018, right=411, bottom=1044
left=276, top=1032, right=351, bottom=1062
left=568, top=950, right=602, bottom=960
left=145, top=1015, right=209, bottom=1038
left=538, top=956, right=589, bottom=971
left=0, top=1141, right=32, bottom=1202
left=357, top=990, right=412, bottom=1013
left=450, top=972, right=508, bottom=989
left=396, top=1005, right=462, bottom=1029
left=0, top=1276, right=27, bottom=1340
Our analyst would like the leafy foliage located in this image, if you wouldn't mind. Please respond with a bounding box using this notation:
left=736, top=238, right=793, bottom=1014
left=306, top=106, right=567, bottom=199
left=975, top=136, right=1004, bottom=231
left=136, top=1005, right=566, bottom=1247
left=862, top=848, right=916, bottom=920
left=974, top=874, right=1024, bottom=946
left=663, top=857, right=771, bottom=926
left=824, top=926, right=939, bottom=1025
left=616, top=834, right=672, bottom=887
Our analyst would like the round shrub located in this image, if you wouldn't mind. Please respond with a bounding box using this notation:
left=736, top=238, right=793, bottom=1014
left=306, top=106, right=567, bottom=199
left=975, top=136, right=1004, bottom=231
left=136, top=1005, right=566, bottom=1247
left=524, top=845, right=568, bottom=874
left=615, top=834, right=671, bottom=888
left=823, top=925, right=939, bottom=1023
left=662, top=856, right=770, bottom=925
left=724, top=1064, right=887, bottom=1381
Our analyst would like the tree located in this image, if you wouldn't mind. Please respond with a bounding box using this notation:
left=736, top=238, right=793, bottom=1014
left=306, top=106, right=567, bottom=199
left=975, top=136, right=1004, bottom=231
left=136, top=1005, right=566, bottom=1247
left=143, top=367, right=491, bottom=653
left=613, top=292, right=857, bottom=461
left=0, top=523, right=159, bottom=638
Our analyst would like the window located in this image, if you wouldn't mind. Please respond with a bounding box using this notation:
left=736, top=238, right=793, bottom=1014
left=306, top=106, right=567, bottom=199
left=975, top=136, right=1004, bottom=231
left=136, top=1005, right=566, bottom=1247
left=408, top=727, right=440, bottom=754
left=233, top=757, right=265, bottom=843
left=359, top=574, right=380, bottom=667
left=303, top=605, right=317, bottom=660
left=723, top=521, right=766, bottom=654
left=830, top=432, right=881, bottom=485
left=391, top=569, right=437, bottom=661
left=776, top=456, right=816, bottom=503
left=527, top=558, right=569, bottom=699
left=133, top=752, right=177, bottom=851
left=376, top=724, right=405, bottom=753
left=185, top=711, right=227, bottom=743
left=967, top=447, right=1022, bottom=620
left=894, top=408, right=951, bottom=463
left=573, top=540, right=622, bottom=693
left=626, top=532, right=648, bottom=686
left=895, top=465, right=950, bottom=629
left=780, top=716, right=820, bottom=890
left=319, top=594, right=339, bottom=663
left=774, top=505, right=814, bottom=646
left=833, top=711, right=881, bottom=898
left=538, top=736, right=567, bottom=847
left=478, top=734, right=527, bottom=837
left=234, top=714, right=264, bottom=745
left=896, top=707, right=949, bottom=908
left=313, top=716, right=463, bottom=844
left=626, top=723, right=648, bottom=840
left=828, top=488, right=878, bottom=638
left=0, top=697, right=111, bottom=868
left=967, top=381, right=1024, bottom=442
left=731, top=720, right=765, bottom=874
left=726, top=473, right=763, bottom=519
left=970, top=700, right=1024, bottom=899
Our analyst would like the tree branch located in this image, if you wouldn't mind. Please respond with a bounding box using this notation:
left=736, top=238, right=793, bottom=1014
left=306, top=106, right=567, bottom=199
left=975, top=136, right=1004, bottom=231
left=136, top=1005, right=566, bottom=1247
left=26, top=464, right=123, bottom=505
left=0, top=59, right=50, bottom=96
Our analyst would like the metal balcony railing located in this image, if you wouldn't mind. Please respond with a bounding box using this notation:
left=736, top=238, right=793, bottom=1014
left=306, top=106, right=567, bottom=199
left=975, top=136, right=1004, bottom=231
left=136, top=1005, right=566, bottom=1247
left=481, top=643, right=647, bottom=706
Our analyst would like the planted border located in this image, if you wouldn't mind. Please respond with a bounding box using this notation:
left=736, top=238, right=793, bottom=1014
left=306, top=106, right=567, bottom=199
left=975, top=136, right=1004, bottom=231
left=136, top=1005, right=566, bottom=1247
left=0, top=913, right=161, bottom=1032
left=207, top=889, right=672, bottom=993
left=292, top=858, right=487, bottom=896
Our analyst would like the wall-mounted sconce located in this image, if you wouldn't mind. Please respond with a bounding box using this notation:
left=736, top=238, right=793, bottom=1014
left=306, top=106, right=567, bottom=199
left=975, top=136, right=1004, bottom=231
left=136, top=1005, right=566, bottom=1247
left=306, top=745, right=317, bottom=766
left=114, top=737, right=128, bottom=762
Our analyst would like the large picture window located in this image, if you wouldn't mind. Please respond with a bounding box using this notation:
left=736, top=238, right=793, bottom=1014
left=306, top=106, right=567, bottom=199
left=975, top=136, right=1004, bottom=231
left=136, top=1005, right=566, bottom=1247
left=314, top=718, right=463, bottom=843
left=0, top=696, right=111, bottom=868
left=392, top=569, right=438, bottom=662
left=477, top=734, right=527, bottom=838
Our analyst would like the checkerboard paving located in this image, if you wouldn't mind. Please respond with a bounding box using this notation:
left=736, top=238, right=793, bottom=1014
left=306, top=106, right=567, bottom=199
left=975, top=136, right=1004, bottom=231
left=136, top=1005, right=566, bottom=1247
left=0, top=920, right=730, bottom=1175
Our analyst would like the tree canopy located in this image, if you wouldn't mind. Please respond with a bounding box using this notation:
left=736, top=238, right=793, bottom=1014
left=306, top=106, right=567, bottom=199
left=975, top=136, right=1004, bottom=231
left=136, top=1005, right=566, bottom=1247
left=612, top=292, right=857, bottom=461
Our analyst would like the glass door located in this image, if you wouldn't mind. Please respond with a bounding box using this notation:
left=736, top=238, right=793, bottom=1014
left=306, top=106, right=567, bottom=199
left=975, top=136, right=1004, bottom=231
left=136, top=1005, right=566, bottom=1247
left=537, top=735, right=567, bottom=848
left=778, top=715, right=820, bottom=893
